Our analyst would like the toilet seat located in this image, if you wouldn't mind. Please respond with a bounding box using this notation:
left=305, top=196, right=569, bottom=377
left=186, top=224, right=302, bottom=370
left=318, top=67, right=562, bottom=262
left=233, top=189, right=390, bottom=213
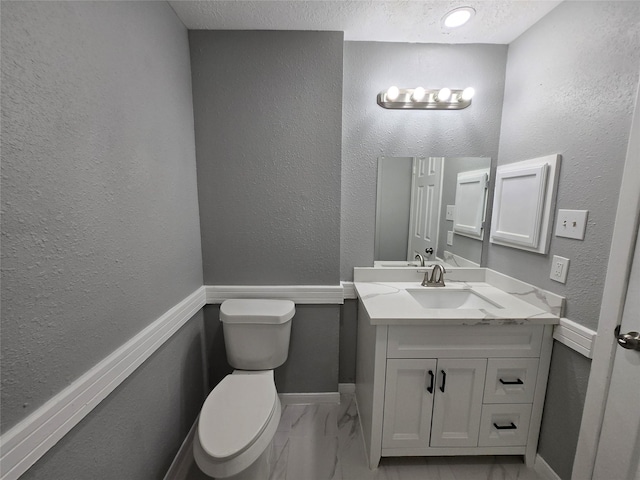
left=199, top=371, right=276, bottom=459
left=194, top=371, right=281, bottom=478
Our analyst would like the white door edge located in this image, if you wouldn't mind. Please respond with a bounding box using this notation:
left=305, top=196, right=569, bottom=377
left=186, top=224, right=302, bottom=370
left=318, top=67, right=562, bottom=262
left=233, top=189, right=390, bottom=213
left=572, top=73, right=640, bottom=480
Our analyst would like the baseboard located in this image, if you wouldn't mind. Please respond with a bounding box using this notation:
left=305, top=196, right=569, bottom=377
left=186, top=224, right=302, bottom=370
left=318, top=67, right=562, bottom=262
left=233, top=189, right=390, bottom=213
left=553, top=317, right=597, bottom=358
left=163, top=418, right=198, bottom=480
left=534, top=454, right=562, bottom=480
left=205, top=285, right=345, bottom=304
left=278, top=392, right=341, bottom=405
left=339, top=383, right=356, bottom=394
left=0, top=287, right=207, bottom=480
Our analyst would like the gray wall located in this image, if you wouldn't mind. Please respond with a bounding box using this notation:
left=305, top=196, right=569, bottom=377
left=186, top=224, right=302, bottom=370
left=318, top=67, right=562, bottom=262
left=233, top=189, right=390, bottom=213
left=203, top=305, right=340, bottom=393
left=22, top=313, right=208, bottom=480
left=1, top=1, right=205, bottom=477
left=490, top=2, right=640, bottom=478
left=341, top=42, right=508, bottom=281
left=189, top=30, right=344, bottom=392
left=189, top=30, right=343, bottom=286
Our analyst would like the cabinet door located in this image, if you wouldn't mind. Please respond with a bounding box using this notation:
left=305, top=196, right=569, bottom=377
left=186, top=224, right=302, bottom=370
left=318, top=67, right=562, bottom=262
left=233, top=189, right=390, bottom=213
left=430, top=358, right=487, bottom=447
left=382, top=358, right=437, bottom=449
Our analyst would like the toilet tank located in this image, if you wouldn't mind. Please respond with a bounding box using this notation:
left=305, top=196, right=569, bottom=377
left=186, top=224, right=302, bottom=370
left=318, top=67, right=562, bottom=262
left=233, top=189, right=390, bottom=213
left=220, top=299, right=295, bottom=370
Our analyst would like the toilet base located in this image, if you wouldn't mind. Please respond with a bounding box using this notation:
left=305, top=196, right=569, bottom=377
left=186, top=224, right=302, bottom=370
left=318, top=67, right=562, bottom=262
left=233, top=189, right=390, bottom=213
left=217, top=441, right=272, bottom=480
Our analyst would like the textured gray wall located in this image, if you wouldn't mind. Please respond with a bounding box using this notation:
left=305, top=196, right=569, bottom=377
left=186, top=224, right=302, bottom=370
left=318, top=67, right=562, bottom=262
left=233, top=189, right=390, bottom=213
left=537, top=342, right=591, bottom=480
left=341, top=42, right=508, bottom=281
left=189, top=30, right=343, bottom=393
left=1, top=1, right=204, bottom=476
left=189, top=30, right=343, bottom=286
left=339, top=300, right=358, bottom=383
left=375, top=157, right=413, bottom=261
left=204, top=305, right=340, bottom=392
left=437, top=157, right=491, bottom=264
left=489, top=1, right=640, bottom=331
left=490, top=2, right=640, bottom=478
left=21, top=313, right=208, bottom=480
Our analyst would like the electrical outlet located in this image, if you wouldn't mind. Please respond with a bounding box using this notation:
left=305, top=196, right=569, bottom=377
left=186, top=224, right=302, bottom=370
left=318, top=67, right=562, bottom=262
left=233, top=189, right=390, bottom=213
left=447, top=231, right=454, bottom=246
left=446, top=205, right=455, bottom=221
left=550, top=255, right=570, bottom=283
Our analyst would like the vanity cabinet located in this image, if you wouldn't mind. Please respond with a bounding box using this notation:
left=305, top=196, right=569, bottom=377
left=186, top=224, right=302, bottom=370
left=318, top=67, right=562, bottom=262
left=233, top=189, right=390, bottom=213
left=383, top=358, right=486, bottom=449
left=355, top=305, right=554, bottom=469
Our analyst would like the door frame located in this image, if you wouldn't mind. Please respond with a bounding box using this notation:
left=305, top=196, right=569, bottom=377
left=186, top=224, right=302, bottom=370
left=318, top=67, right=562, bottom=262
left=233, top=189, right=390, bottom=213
left=572, top=76, right=640, bottom=479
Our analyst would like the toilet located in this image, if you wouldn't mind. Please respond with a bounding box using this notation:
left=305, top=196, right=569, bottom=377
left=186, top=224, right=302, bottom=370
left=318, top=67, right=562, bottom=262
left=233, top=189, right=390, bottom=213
left=193, top=299, right=295, bottom=479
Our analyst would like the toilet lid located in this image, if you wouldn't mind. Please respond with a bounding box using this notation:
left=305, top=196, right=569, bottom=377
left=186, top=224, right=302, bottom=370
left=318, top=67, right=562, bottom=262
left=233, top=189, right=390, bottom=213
left=198, top=373, right=276, bottom=460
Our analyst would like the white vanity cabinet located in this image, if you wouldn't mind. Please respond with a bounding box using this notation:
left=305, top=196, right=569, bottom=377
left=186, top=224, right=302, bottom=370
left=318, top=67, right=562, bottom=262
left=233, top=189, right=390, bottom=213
left=383, top=358, right=486, bottom=450
left=355, top=304, right=555, bottom=469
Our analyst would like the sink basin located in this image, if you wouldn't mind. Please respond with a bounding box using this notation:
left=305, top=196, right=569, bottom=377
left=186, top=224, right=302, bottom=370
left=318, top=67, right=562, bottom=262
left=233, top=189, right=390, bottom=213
left=406, top=288, right=503, bottom=310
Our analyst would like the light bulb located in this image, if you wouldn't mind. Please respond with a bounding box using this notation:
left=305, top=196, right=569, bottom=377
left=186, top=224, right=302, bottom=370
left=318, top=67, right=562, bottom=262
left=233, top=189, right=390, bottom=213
left=442, top=7, right=475, bottom=28
left=436, top=87, right=451, bottom=102
left=386, top=86, right=400, bottom=101
left=412, top=87, right=426, bottom=102
left=461, top=87, right=475, bottom=101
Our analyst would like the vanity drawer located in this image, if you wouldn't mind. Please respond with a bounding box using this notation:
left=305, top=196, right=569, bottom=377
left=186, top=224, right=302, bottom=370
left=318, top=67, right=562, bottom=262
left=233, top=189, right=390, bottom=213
left=478, top=404, right=532, bottom=447
left=483, top=358, right=539, bottom=404
left=387, top=325, right=544, bottom=358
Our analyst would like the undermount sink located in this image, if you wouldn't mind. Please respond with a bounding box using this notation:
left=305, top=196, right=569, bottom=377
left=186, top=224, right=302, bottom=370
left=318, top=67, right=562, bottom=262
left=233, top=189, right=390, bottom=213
left=406, top=288, right=504, bottom=310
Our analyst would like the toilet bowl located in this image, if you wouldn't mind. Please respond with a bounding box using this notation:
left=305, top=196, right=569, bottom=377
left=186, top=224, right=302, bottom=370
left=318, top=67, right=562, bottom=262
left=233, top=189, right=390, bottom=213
left=193, top=299, right=295, bottom=479
left=193, top=370, right=281, bottom=479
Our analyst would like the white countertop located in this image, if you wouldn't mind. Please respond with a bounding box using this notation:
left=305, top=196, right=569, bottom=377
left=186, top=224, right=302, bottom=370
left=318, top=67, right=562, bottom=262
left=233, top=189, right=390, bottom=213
left=354, top=280, right=561, bottom=326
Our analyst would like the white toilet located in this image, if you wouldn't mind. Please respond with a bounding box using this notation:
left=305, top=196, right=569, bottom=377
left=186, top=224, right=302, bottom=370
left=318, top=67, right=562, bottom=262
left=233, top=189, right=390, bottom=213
left=193, top=299, right=295, bottom=479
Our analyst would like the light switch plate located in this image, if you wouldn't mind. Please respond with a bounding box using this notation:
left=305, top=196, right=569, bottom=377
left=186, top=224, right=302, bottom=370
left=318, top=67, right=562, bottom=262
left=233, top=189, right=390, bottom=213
left=446, top=205, right=455, bottom=221
left=555, top=209, right=588, bottom=240
left=447, top=231, right=454, bottom=246
left=550, top=255, right=570, bottom=283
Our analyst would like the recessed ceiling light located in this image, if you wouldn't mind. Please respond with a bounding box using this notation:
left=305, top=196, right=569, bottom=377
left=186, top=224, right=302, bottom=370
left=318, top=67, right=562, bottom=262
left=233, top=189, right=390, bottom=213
left=442, top=6, right=476, bottom=29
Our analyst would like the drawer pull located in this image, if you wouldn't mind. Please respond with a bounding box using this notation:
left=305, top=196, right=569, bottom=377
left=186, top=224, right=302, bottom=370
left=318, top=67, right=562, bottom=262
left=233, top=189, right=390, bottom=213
left=499, top=378, right=524, bottom=385
left=440, top=370, right=446, bottom=393
left=493, top=422, right=517, bottom=430
left=427, top=370, right=434, bottom=394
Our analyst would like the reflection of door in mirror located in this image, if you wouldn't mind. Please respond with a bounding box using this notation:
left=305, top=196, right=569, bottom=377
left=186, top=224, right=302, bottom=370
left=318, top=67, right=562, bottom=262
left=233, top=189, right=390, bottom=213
left=407, top=157, right=443, bottom=262
left=374, top=156, right=491, bottom=267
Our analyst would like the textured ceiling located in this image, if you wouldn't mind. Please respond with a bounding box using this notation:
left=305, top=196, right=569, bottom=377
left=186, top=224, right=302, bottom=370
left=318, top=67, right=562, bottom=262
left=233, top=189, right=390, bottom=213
left=169, top=0, right=563, bottom=44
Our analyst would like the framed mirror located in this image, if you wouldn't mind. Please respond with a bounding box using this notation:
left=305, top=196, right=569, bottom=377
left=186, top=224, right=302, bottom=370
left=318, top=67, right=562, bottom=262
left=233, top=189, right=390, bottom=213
left=374, top=156, right=492, bottom=267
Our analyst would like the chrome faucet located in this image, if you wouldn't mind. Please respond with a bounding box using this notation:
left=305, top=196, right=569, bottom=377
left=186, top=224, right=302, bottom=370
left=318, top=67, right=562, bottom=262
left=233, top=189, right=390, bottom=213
left=414, top=253, right=426, bottom=267
left=421, top=264, right=446, bottom=287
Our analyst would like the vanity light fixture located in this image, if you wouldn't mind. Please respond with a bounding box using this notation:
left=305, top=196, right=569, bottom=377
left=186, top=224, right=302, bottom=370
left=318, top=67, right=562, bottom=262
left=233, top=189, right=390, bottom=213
left=377, top=87, right=475, bottom=110
left=386, top=86, right=400, bottom=101
left=442, top=6, right=476, bottom=29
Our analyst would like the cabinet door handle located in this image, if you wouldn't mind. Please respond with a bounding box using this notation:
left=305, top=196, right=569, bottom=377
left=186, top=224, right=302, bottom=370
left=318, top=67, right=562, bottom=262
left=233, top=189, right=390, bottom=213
left=493, top=422, right=517, bottom=430
left=440, top=370, right=446, bottom=393
left=426, top=370, right=434, bottom=394
left=499, top=378, right=524, bottom=385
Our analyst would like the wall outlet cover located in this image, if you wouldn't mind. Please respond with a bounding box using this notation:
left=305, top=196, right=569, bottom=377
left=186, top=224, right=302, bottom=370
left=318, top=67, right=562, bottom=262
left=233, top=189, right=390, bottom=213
left=447, top=231, right=454, bottom=246
left=550, top=255, right=570, bottom=283
left=446, top=205, right=455, bottom=221
left=555, top=209, right=588, bottom=240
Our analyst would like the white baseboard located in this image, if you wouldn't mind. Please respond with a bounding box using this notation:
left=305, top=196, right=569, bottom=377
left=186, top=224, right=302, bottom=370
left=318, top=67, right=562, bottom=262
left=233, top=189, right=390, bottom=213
left=553, top=317, right=597, bottom=358
left=341, top=282, right=357, bottom=300
left=163, top=419, right=198, bottom=480
left=0, top=287, right=207, bottom=480
left=278, top=392, right=341, bottom=405
left=339, top=383, right=356, bottom=394
left=205, top=285, right=345, bottom=304
left=534, top=454, right=562, bottom=480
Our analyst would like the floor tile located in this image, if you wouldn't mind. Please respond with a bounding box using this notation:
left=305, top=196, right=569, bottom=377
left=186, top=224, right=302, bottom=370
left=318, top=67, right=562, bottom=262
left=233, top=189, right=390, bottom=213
left=185, top=394, right=548, bottom=480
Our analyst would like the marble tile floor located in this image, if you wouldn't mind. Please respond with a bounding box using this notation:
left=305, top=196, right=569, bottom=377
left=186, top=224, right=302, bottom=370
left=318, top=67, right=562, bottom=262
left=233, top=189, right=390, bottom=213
left=185, top=393, right=547, bottom=480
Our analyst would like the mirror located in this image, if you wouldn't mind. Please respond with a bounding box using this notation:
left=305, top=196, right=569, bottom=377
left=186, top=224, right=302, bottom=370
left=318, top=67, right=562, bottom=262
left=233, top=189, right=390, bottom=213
left=374, top=156, right=492, bottom=267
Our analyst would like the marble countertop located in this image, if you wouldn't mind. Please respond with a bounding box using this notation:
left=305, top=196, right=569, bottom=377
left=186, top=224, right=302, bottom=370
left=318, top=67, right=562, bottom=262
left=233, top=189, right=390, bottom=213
left=354, top=280, right=561, bottom=326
